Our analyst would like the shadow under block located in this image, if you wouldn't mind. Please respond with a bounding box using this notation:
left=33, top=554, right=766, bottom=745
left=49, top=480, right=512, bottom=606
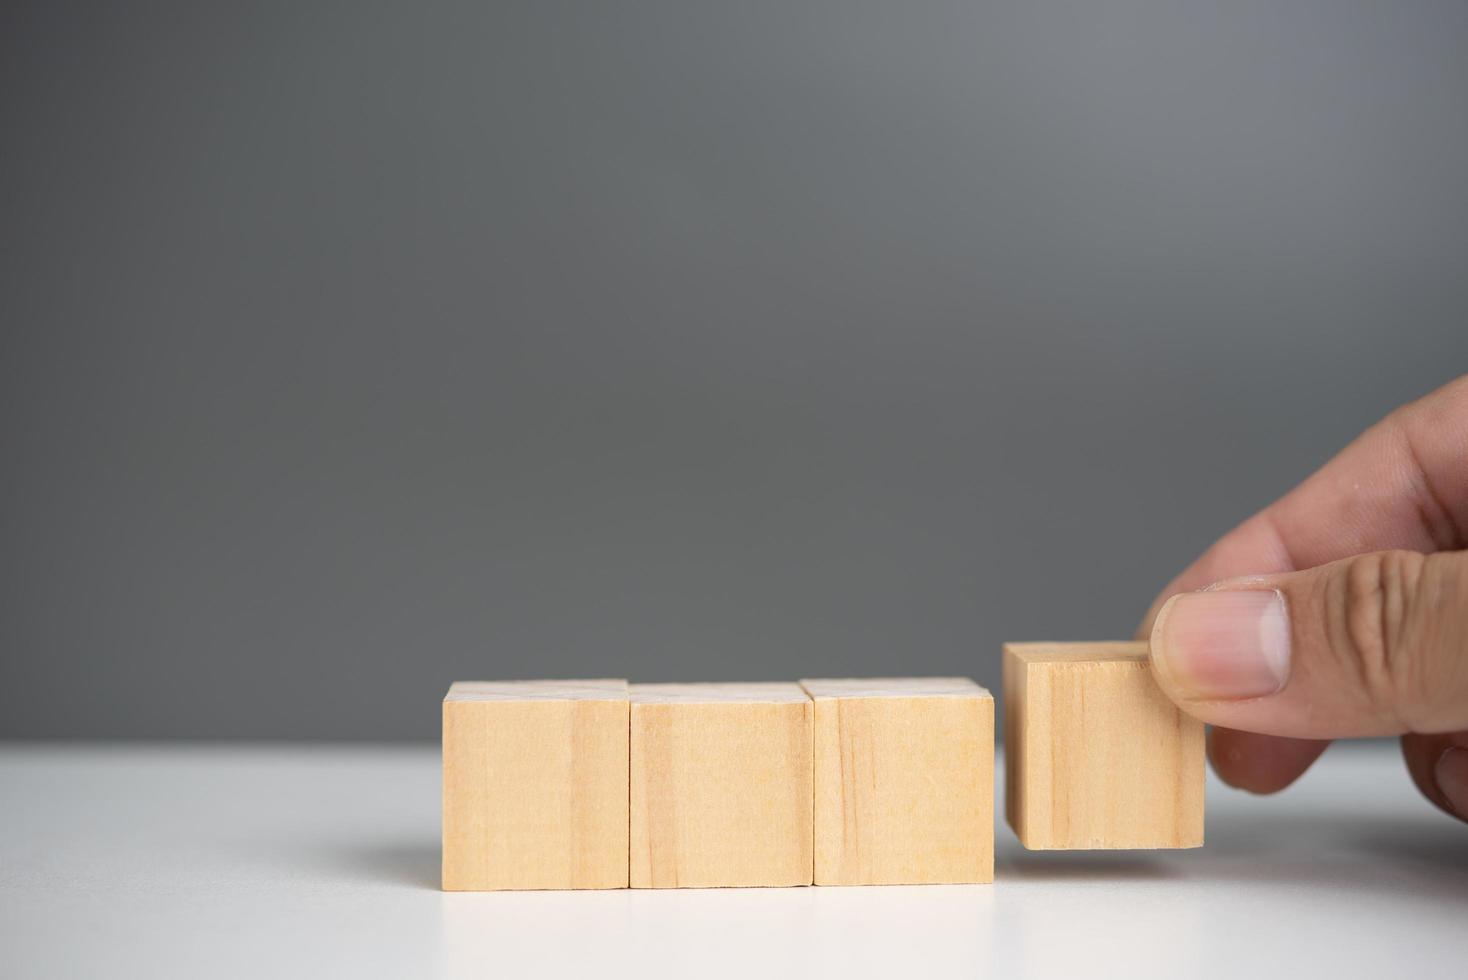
left=800, top=678, right=994, bottom=885
left=442, top=679, right=630, bottom=890
left=1004, top=643, right=1204, bottom=850
left=630, top=683, right=813, bottom=888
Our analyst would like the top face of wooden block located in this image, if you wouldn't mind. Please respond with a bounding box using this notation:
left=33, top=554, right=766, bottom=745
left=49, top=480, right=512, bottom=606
left=799, top=677, right=992, bottom=700
left=629, top=682, right=809, bottom=705
left=445, top=679, right=629, bottom=702
left=1004, top=642, right=1148, bottom=665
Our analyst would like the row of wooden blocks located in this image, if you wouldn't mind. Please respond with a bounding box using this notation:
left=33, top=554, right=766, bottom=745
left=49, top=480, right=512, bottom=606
left=442, top=642, right=1205, bottom=890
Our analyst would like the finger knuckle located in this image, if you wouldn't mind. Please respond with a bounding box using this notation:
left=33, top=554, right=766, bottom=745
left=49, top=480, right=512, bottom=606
left=1335, top=550, right=1427, bottom=727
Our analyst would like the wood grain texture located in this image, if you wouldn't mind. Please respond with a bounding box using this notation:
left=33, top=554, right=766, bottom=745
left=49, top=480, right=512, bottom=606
left=801, top=677, right=994, bottom=885
left=442, top=679, right=629, bottom=890
left=630, top=683, right=813, bottom=888
left=1004, top=643, right=1204, bottom=850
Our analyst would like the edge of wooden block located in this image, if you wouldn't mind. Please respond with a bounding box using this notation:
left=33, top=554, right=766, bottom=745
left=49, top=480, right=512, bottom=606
left=798, top=677, right=992, bottom=700
left=444, top=679, right=630, bottom=702
left=629, top=681, right=811, bottom=704
left=1001, top=641, right=1149, bottom=665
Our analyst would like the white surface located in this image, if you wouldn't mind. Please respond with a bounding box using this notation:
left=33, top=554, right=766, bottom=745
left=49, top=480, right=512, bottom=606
left=0, top=743, right=1463, bottom=979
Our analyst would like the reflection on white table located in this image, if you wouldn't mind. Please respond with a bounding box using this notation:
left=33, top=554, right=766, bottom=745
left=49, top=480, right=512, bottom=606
left=0, top=743, right=1462, bottom=978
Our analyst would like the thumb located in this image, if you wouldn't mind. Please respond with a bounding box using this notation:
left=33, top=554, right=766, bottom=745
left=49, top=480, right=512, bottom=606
left=1149, top=549, right=1468, bottom=739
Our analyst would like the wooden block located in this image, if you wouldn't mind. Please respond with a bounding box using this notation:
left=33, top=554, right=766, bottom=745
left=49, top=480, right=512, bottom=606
left=442, top=679, right=629, bottom=890
left=630, top=683, right=813, bottom=888
left=801, top=677, right=994, bottom=885
left=1004, top=642, right=1204, bottom=849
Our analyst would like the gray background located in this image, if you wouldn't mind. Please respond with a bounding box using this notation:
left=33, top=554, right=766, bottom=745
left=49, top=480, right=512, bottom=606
left=3, top=1, right=1465, bottom=740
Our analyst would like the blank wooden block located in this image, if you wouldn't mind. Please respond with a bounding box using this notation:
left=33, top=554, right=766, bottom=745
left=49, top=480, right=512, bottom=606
left=442, top=679, right=629, bottom=890
left=630, top=683, right=813, bottom=888
left=1004, top=642, right=1204, bottom=850
left=801, top=677, right=994, bottom=886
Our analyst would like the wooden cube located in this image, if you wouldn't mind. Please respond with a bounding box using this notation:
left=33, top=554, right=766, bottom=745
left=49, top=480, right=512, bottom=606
left=1004, top=643, right=1204, bottom=849
left=801, top=677, right=994, bottom=885
left=630, top=683, right=813, bottom=888
left=442, top=679, right=629, bottom=890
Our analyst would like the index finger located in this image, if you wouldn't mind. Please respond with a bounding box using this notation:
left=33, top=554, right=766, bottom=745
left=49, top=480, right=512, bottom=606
left=1139, top=373, right=1468, bottom=632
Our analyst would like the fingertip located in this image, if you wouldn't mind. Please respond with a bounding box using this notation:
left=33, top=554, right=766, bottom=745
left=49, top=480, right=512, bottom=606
left=1401, top=732, right=1468, bottom=824
left=1146, top=592, right=1184, bottom=693
left=1435, top=747, right=1468, bottom=819
left=1149, top=589, right=1291, bottom=704
left=1207, top=728, right=1330, bottom=794
left=1135, top=590, right=1177, bottom=642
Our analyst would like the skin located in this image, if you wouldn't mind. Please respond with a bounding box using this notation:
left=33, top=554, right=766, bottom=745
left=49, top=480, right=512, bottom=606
left=1136, top=373, right=1468, bottom=821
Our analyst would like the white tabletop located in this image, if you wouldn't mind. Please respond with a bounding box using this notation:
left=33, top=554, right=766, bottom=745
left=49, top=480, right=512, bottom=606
left=0, top=743, right=1462, bottom=979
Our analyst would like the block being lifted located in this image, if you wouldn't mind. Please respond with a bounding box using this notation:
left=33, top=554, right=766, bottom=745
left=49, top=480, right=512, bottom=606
left=630, top=683, right=813, bottom=888
left=801, top=677, right=994, bottom=885
left=442, top=679, right=630, bottom=890
left=1004, top=643, right=1204, bottom=850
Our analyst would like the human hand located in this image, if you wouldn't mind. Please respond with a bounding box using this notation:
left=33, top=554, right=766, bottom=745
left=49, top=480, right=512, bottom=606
left=1138, top=375, right=1468, bottom=822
